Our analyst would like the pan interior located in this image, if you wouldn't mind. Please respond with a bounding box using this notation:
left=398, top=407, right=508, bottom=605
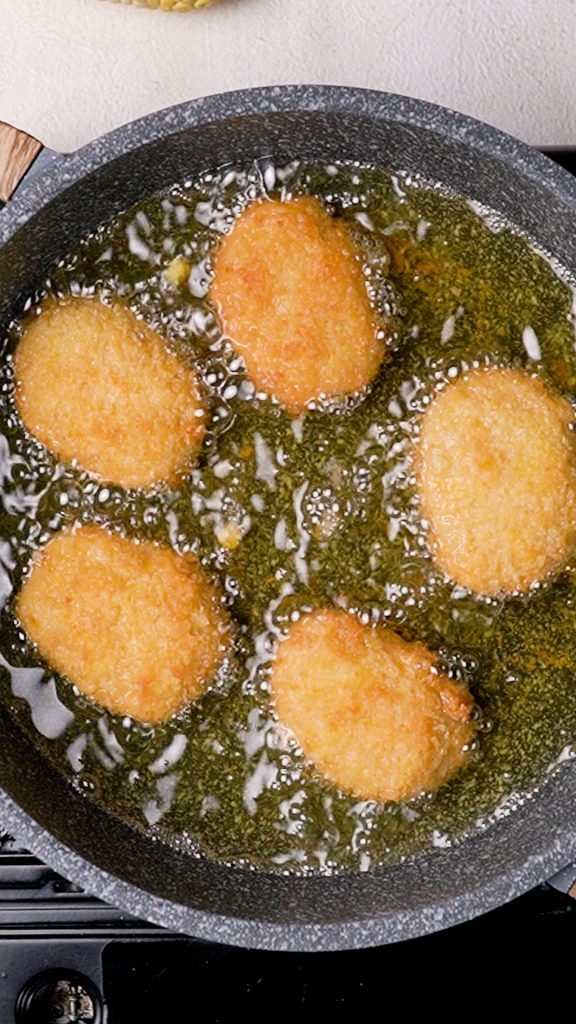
left=2, top=98, right=576, bottom=937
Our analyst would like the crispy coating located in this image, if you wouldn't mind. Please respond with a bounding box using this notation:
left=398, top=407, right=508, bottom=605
left=16, top=526, right=229, bottom=723
left=14, top=298, right=206, bottom=489
left=270, top=609, right=474, bottom=802
left=417, top=367, right=576, bottom=596
left=211, top=197, right=383, bottom=413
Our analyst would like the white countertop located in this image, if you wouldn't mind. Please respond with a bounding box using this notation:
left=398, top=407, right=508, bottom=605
left=0, top=0, right=575, bottom=153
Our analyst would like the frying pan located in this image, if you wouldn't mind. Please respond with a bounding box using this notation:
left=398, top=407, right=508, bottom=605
left=1, top=86, right=576, bottom=952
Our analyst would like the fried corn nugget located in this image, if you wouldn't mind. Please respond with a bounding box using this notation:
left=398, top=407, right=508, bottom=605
left=14, top=298, right=206, bottom=489
left=211, top=197, right=383, bottom=413
left=270, top=609, right=474, bottom=802
left=17, top=527, right=229, bottom=724
left=417, top=367, right=576, bottom=596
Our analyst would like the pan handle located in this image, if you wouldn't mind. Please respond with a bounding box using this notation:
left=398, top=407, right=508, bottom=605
left=0, top=121, right=43, bottom=203
left=548, top=863, right=576, bottom=898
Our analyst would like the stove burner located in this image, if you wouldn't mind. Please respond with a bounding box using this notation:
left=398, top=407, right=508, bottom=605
left=15, top=970, right=103, bottom=1024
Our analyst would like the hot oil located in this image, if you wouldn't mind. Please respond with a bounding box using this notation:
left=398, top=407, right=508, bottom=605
left=2, top=159, right=576, bottom=872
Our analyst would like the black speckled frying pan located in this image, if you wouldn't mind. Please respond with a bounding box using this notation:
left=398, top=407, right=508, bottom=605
left=1, top=86, right=576, bottom=951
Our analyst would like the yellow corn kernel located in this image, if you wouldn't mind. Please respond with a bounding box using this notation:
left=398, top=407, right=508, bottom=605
left=163, top=257, right=191, bottom=288
left=215, top=521, right=244, bottom=551
left=103, top=0, right=215, bottom=10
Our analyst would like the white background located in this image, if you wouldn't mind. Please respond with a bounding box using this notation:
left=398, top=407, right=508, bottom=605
left=0, top=0, right=575, bottom=153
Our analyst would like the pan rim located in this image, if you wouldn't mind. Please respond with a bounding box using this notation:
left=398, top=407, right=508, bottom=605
left=1, top=783, right=575, bottom=951
left=4, top=84, right=576, bottom=247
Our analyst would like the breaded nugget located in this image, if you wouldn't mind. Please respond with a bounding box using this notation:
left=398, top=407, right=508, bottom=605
left=270, top=608, right=474, bottom=802
left=211, top=197, right=383, bottom=413
left=16, top=526, right=229, bottom=723
left=14, top=298, right=206, bottom=489
left=417, top=367, right=576, bottom=596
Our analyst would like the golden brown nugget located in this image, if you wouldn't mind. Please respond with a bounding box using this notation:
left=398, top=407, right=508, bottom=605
left=270, top=609, right=474, bottom=802
left=14, top=298, right=206, bottom=489
left=211, top=197, right=383, bottom=413
left=17, top=527, right=229, bottom=723
left=417, top=367, right=576, bottom=596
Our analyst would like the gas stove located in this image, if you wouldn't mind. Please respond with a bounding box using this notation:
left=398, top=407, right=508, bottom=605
left=2, top=148, right=576, bottom=1023
left=1, top=824, right=576, bottom=1022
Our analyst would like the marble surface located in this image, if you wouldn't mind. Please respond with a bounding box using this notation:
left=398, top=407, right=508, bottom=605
left=0, top=0, right=575, bottom=153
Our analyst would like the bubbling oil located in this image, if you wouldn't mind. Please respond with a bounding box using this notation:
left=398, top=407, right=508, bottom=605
left=2, top=158, right=576, bottom=872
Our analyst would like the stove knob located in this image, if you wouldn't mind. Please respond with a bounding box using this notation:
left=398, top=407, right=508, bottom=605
left=15, top=969, right=104, bottom=1023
